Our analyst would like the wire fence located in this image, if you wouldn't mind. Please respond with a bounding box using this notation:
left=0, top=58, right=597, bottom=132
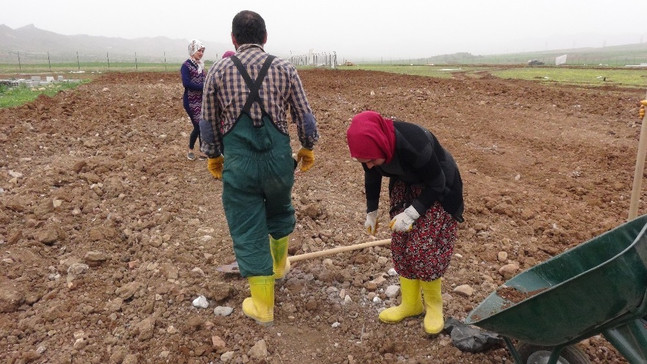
left=0, top=49, right=340, bottom=73
left=3, top=48, right=644, bottom=73
left=0, top=49, right=187, bottom=73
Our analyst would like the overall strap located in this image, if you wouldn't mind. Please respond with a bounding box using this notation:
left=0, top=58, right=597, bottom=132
left=230, top=55, right=276, bottom=114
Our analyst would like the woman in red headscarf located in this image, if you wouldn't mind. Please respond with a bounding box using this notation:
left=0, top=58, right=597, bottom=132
left=346, top=110, right=464, bottom=335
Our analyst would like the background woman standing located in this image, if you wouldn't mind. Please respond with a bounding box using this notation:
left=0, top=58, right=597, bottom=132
left=181, top=39, right=206, bottom=160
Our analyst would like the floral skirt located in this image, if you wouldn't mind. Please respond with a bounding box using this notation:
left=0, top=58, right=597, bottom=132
left=389, top=180, right=458, bottom=281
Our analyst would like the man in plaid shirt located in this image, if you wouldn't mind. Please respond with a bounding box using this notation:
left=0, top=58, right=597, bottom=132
left=200, top=10, right=319, bottom=326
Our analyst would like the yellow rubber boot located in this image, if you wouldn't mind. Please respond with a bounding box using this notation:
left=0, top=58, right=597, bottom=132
left=242, top=276, right=275, bottom=326
left=421, top=278, right=444, bottom=334
left=379, top=276, right=424, bottom=323
left=270, top=235, right=290, bottom=279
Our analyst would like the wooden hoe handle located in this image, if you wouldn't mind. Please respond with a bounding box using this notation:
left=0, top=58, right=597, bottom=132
left=288, top=239, right=391, bottom=263
left=629, top=93, right=647, bottom=221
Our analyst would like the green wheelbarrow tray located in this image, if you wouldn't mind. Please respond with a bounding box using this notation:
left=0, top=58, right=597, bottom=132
left=465, top=214, right=647, bottom=363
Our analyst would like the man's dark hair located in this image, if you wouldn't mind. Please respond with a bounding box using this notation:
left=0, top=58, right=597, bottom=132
left=232, top=10, right=266, bottom=45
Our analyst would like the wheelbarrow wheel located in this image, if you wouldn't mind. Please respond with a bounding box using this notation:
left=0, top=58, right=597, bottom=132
left=517, top=343, right=590, bottom=364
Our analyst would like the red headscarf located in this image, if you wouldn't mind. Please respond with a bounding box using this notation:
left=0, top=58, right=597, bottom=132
left=346, top=110, right=396, bottom=163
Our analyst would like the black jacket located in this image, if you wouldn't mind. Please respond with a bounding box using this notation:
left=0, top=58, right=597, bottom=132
left=364, top=120, right=464, bottom=222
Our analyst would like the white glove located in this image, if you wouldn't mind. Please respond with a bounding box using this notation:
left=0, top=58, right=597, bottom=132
left=389, top=206, right=420, bottom=232
left=365, top=210, right=378, bottom=235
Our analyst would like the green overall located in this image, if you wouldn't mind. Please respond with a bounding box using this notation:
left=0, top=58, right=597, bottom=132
left=222, top=55, right=295, bottom=277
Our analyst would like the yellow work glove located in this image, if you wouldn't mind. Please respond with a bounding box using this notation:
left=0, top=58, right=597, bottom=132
left=207, top=155, right=224, bottom=179
left=296, top=148, right=315, bottom=172
left=640, top=100, right=647, bottom=119
left=365, top=210, right=378, bottom=235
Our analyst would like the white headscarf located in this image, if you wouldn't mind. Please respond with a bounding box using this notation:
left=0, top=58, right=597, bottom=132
left=188, top=39, right=205, bottom=73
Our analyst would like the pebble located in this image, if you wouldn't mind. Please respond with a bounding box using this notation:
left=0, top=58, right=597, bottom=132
left=8, top=170, right=23, bottom=178
left=213, top=306, right=233, bottom=316
left=368, top=275, right=387, bottom=286
left=453, top=284, right=474, bottom=297
left=499, top=263, right=520, bottom=279
left=326, top=286, right=339, bottom=294
left=497, top=251, right=508, bottom=262
left=84, top=251, right=107, bottom=266
left=248, top=339, right=268, bottom=360
left=384, top=285, right=400, bottom=298
left=212, top=335, right=226, bottom=350
left=221, top=351, right=235, bottom=362
left=192, top=295, right=209, bottom=308
left=190, top=267, right=205, bottom=276
left=67, top=263, right=89, bottom=275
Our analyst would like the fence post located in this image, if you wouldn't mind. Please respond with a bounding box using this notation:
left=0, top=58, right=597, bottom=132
left=164, top=51, right=167, bottom=71
left=17, top=51, right=22, bottom=71
left=76, top=51, right=80, bottom=71
left=107, top=52, right=110, bottom=70
left=135, top=52, right=138, bottom=71
left=47, top=51, right=52, bottom=72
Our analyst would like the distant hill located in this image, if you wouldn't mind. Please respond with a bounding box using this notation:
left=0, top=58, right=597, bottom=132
left=391, top=43, right=647, bottom=67
left=2, top=24, right=646, bottom=67
left=0, top=24, right=230, bottom=64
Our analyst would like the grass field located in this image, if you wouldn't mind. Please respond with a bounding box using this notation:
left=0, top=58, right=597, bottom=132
left=0, top=81, right=87, bottom=108
left=345, top=64, right=647, bottom=89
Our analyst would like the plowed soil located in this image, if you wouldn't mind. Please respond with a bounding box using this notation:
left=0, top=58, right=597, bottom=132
left=1, top=68, right=645, bottom=364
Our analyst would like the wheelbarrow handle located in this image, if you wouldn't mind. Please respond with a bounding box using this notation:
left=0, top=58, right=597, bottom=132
left=288, top=239, right=391, bottom=263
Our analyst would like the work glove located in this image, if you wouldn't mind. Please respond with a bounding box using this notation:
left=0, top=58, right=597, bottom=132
left=365, top=210, right=378, bottom=235
left=640, top=100, right=647, bottom=119
left=389, top=206, right=420, bottom=232
left=296, top=148, right=315, bottom=172
left=207, top=155, right=224, bottom=179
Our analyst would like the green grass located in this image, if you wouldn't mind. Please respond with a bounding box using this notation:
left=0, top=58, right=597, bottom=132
left=0, top=81, right=87, bottom=108
left=0, top=60, right=200, bottom=109
left=490, top=67, right=647, bottom=88
left=343, top=64, right=647, bottom=88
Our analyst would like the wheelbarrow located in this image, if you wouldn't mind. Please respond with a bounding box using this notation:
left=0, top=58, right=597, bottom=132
left=465, top=214, right=647, bottom=364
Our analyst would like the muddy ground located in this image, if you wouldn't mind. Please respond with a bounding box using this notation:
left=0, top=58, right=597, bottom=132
left=1, top=68, right=645, bottom=363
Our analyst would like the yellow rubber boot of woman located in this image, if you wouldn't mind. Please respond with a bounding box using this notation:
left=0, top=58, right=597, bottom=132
left=270, top=236, right=290, bottom=279
left=242, top=276, right=275, bottom=326
left=421, top=278, right=444, bottom=334
left=379, top=276, right=424, bottom=323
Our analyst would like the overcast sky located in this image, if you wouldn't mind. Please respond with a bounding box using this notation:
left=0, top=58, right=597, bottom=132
left=2, top=0, right=647, bottom=61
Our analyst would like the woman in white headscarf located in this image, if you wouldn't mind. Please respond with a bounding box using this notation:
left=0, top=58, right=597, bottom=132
left=181, top=39, right=206, bottom=160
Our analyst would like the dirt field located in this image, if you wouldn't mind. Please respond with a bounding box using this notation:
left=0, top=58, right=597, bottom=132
left=1, top=68, right=645, bottom=363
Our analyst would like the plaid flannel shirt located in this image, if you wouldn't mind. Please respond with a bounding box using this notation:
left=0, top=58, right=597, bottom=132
left=201, top=44, right=318, bottom=157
